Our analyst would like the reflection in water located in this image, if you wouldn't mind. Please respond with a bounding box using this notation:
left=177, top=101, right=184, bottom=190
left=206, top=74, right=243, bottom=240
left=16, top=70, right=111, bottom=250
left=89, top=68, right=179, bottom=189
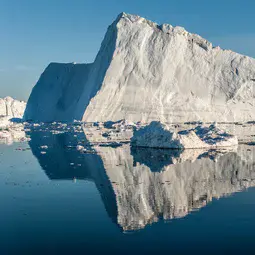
left=27, top=129, right=255, bottom=231
left=131, top=146, right=237, bottom=172
left=27, top=129, right=119, bottom=226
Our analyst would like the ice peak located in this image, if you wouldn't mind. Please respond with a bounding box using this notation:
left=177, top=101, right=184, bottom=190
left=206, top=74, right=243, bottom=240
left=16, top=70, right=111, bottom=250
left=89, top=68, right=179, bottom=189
left=114, top=12, right=157, bottom=28
left=113, top=12, right=213, bottom=51
left=115, top=12, right=140, bottom=21
left=114, top=13, right=204, bottom=40
left=3, top=96, right=14, bottom=101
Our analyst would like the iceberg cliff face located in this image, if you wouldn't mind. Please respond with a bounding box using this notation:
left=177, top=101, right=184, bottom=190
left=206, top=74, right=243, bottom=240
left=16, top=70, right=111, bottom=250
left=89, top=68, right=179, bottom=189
left=24, top=13, right=255, bottom=123
left=24, top=63, right=92, bottom=122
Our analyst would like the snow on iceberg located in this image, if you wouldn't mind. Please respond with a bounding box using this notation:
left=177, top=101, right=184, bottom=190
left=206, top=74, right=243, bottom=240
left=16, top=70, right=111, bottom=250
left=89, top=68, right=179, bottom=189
left=131, top=121, right=238, bottom=149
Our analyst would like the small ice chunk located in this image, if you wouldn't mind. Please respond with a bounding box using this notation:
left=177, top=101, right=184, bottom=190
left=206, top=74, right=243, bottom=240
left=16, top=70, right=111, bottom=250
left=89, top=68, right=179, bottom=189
left=131, top=121, right=238, bottom=149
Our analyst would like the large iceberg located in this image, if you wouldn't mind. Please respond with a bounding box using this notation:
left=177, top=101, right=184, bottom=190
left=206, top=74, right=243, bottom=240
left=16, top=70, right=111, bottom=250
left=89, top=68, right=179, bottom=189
left=24, top=13, right=255, bottom=123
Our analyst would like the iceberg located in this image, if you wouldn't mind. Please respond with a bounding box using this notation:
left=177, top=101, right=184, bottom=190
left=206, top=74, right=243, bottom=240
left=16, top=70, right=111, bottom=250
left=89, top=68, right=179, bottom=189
left=0, top=97, right=26, bottom=118
left=0, top=116, right=11, bottom=129
left=131, top=121, right=238, bottom=149
left=0, top=97, right=27, bottom=144
left=24, top=12, right=255, bottom=123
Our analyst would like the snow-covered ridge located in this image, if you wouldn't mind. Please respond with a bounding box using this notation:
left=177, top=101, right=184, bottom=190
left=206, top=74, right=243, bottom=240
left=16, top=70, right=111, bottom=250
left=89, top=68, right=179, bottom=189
left=24, top=12, right=255, bottom=123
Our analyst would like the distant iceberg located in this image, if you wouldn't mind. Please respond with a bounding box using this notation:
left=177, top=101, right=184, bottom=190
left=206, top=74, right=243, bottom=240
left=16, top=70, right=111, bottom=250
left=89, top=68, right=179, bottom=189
left=0, top=96, right=26, bottom=119
left=0, top=97, right=27, bottom=144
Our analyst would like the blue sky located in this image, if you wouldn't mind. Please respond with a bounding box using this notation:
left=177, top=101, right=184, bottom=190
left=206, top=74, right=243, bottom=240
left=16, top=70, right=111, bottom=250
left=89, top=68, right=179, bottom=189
left=1, top=0, right=255, bottom=100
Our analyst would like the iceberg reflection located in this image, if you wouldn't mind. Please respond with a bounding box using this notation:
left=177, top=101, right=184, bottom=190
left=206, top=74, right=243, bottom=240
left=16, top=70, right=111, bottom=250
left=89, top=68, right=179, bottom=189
left=28, top=129, right=255, bottom=231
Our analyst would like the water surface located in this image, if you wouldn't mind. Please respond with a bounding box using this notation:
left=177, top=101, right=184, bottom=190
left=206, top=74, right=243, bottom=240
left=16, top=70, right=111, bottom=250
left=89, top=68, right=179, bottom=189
left=1, top=130, right=255, bottom=254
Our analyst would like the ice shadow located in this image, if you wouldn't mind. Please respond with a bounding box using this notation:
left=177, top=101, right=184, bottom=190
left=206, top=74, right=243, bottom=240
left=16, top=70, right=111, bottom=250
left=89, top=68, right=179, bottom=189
left=24, top=14, right=120, bottom=122
left=131, top=146, right=182, bottom=172
left=130, top=146, right=237, bottom=172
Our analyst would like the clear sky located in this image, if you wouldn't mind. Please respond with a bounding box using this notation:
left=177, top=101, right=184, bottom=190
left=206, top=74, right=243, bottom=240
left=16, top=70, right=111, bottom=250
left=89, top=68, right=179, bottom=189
left=1, top=0, right=255, bottom=100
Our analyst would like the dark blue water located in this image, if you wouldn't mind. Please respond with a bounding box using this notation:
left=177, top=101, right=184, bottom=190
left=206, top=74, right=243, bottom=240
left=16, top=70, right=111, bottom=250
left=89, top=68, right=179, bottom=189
left=1, top=131, right=255, bottom=255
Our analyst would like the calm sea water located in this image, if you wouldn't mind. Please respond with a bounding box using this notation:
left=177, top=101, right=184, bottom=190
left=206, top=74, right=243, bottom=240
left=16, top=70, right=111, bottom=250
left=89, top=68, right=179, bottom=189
left=1, top=130, right=255, bottom=255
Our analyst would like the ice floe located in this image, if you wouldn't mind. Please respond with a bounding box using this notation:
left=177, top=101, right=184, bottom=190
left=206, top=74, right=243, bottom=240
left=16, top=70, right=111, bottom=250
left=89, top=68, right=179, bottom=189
left=131, top=121, right=238, bottom=149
